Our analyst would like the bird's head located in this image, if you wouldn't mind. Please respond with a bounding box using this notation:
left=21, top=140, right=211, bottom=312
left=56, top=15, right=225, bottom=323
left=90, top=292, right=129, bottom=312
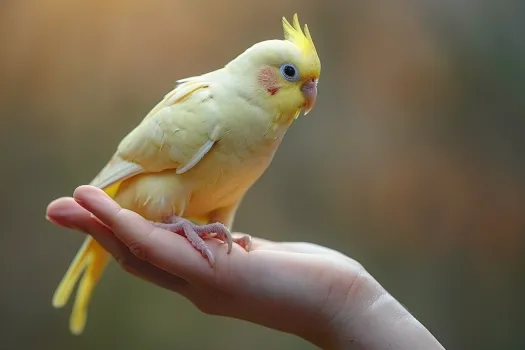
left=226, top=14, right=321, bottom=122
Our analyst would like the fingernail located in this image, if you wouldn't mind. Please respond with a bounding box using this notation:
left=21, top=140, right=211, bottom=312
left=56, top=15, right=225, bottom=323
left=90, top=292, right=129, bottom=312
left=89, top=213, right=102, bottom=224
left=46, top=215, right=78, bottom=230
left=45, top=215, right=58, bottom=225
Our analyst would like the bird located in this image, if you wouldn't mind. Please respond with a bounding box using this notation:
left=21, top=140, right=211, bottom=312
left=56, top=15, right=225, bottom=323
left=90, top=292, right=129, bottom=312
left=50, top=13, right=321, bottom=335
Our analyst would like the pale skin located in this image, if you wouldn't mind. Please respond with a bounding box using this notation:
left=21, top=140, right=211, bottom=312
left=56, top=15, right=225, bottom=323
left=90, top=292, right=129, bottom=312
left=47, top=186, right=446, bottom=350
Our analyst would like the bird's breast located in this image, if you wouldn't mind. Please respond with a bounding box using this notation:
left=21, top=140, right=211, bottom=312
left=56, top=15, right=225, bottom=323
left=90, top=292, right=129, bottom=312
left=182, top=120, right=286, bottom=216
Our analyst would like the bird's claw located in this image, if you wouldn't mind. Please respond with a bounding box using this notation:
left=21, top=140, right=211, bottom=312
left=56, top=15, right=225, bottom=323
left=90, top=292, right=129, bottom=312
left=201, top=246, right=215, bottom=268
left=233, top=234, right=252, bottom=252
left=193, top=222, right=233, bottom=254
left=150, top=217, right=236, bottom=267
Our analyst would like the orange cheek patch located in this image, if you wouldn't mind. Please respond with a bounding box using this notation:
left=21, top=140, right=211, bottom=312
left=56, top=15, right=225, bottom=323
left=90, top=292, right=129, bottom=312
left=257, top=66, right=280, bottom=95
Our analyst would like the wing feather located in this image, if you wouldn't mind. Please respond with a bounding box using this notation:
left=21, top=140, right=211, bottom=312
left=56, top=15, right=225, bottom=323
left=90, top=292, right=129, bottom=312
left=89, top=156, right=144, bottom=189
left=88, top=75, right=222, bottom=192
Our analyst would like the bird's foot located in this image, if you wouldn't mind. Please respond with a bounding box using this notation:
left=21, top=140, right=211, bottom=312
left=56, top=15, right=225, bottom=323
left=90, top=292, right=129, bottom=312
left=231, top=234, right=252, bottom=251
left=151, top=216, right=251, bottom=267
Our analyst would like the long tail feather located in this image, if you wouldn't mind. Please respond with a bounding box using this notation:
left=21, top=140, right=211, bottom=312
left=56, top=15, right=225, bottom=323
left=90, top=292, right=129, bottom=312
left=52, top=236, right=110, bottom=335
left=52, top=181, right=123, bottom=334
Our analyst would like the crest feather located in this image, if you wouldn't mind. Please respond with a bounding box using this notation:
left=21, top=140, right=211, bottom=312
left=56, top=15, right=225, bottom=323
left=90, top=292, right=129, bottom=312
left=282, top=14, right=317, bottom=55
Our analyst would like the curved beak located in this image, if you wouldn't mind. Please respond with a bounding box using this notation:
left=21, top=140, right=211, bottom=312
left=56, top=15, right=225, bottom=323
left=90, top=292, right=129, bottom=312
left=301, top=78, right=318, bottom=115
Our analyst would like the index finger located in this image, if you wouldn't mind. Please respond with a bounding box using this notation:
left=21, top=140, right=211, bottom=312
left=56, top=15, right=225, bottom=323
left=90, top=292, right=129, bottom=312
left=72, top=186, right=222, bottom=283
left=47, top=195, right=191, bottom=293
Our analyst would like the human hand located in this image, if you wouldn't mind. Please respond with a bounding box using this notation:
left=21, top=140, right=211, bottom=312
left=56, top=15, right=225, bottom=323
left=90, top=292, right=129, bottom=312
left=46, top=186, right=445, bottom=350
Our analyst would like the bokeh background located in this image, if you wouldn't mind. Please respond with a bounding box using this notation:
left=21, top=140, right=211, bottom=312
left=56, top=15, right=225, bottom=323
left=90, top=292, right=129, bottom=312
left=1, top=0, right=524, bottom=349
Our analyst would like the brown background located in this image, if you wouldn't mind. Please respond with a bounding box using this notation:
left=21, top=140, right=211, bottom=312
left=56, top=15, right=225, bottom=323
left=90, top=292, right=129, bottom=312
left=1, top=0, right=524, bottom=349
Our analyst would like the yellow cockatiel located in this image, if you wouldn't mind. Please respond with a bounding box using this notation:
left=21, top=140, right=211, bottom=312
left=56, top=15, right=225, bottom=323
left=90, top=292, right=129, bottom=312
left=52, top=14, right=321, bottom=335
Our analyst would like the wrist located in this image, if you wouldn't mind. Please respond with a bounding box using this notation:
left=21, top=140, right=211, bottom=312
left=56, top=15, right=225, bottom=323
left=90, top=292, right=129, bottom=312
left=332, top=272, right=445, bottom=350
left=291, top=269, right=378, bottom=349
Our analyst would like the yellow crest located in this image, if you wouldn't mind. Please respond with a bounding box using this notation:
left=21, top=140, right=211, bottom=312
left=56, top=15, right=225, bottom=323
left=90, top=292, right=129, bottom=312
left=282, top=14, right=318, bottom=56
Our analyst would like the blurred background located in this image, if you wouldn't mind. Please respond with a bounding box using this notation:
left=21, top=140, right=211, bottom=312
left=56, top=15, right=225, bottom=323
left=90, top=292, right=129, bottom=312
left=1, top=0, right=524, bottom=349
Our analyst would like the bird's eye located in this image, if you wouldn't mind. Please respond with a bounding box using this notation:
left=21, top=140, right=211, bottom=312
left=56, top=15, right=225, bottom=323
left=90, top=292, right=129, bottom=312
left=280, top=63, right=300, bottom=82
